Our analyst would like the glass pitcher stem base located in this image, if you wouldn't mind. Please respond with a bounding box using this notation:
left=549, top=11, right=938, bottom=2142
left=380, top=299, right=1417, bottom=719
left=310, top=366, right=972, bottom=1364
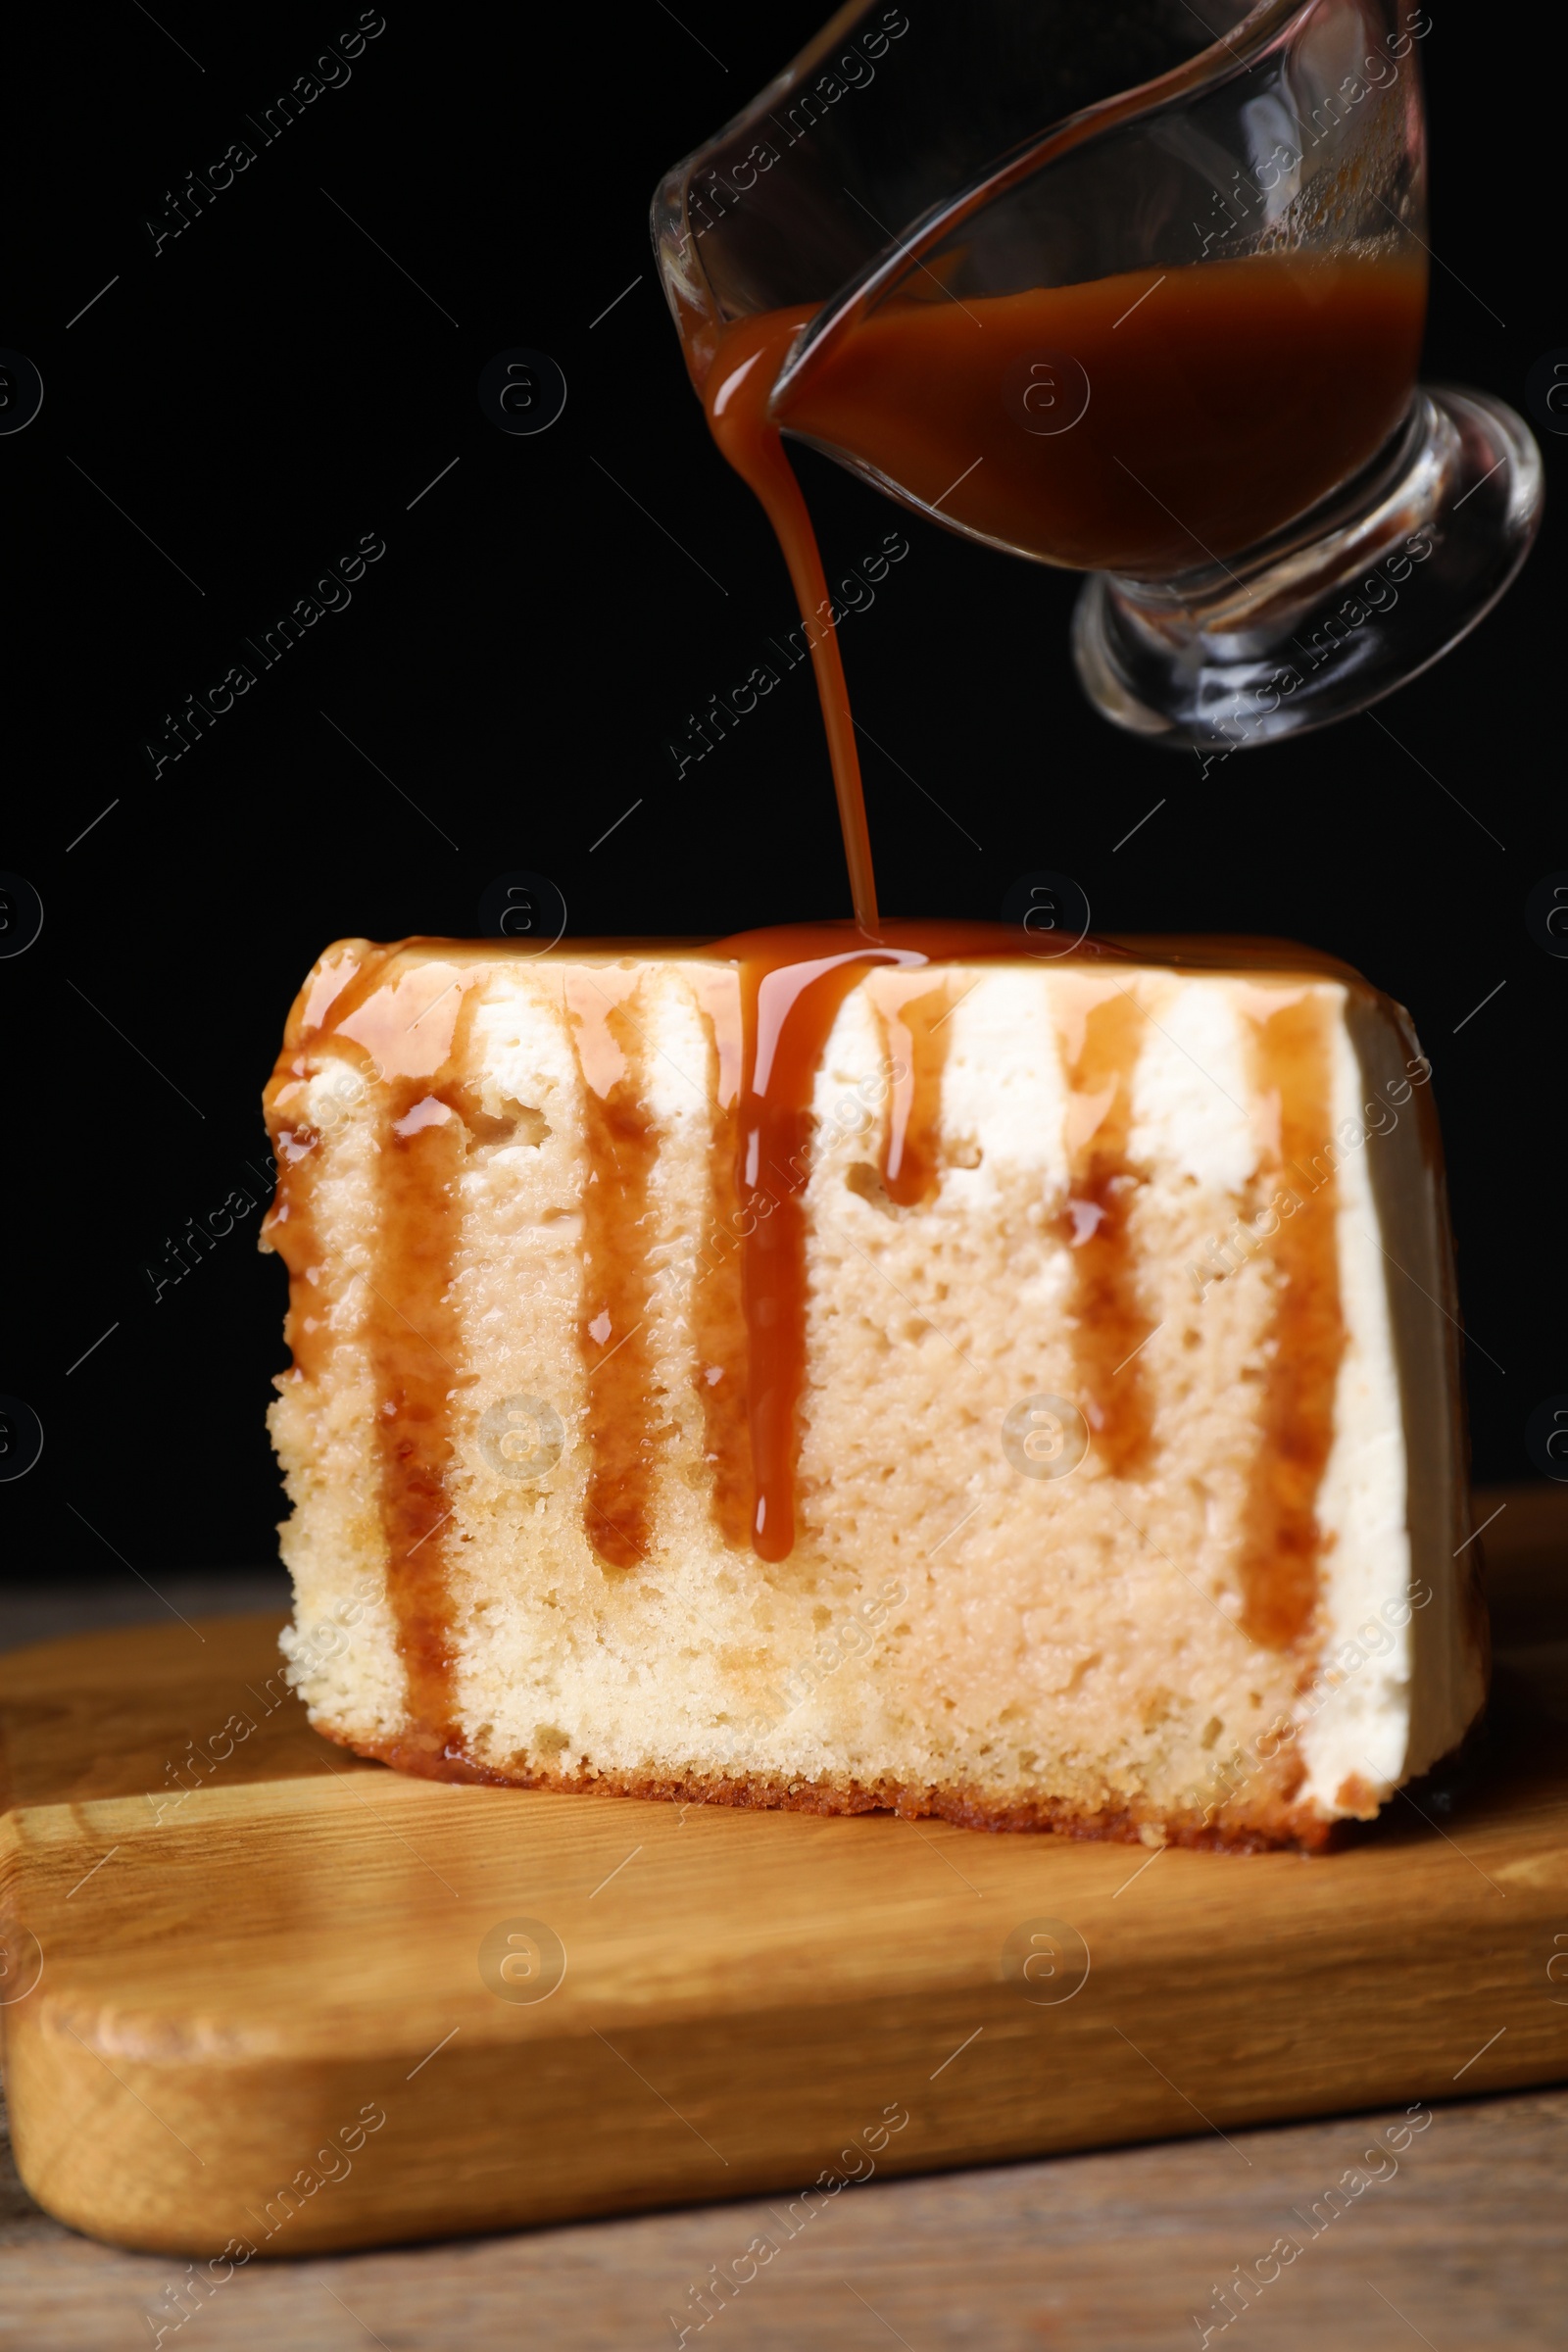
left=1071, top=387, right=1543, bottom=757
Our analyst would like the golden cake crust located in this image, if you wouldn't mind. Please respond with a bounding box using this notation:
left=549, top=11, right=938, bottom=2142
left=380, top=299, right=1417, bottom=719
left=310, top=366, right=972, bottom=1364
left=315, top=1717, right=1335, bottom=1853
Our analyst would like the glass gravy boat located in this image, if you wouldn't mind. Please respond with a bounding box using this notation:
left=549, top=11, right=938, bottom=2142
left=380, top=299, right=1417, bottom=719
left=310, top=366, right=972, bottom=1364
left=654, top=0, right=1540, bottom=753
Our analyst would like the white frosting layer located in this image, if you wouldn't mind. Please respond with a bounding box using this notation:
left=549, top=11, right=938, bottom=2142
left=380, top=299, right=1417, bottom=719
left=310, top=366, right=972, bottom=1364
left=1298, top=1016, right=1412, bottom=1808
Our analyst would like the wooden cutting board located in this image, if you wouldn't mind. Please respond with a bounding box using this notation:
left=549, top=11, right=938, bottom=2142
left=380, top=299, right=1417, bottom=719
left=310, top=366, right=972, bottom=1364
left=3, top=1501, right=1566, bottom=2259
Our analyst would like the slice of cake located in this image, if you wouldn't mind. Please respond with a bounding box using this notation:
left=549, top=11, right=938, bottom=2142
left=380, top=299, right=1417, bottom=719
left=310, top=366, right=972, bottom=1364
left=261, top=926, right=1486, bottom=1849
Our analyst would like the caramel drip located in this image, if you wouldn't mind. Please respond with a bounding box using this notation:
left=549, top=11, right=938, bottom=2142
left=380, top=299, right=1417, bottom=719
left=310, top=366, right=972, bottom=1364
left=873, top=974, right=957, bottom=1207
left=1238, top=994, right=1347, bottom=1650
left=366, top=1041, right=473, bottom=1749
left=737, top=953, right=891, bottom=1561
left=704, top=310, right=880, bottom=938
left=564, top=971, right=664, bottom=1570
left=268, top=948, right=484, bottom=1751
left=689, top=971, right=752, bottom=1548
left=1057, top=987, right=1154, bottom=1476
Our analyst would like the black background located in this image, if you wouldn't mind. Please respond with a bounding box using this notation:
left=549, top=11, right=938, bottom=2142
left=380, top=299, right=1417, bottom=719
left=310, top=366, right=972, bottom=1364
left=5, top=1, right=1562, bottom=1582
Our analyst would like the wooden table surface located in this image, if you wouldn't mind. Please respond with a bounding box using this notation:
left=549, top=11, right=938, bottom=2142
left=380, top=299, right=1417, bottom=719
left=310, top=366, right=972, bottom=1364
left=3, top=1489, right=1565, bottom=2350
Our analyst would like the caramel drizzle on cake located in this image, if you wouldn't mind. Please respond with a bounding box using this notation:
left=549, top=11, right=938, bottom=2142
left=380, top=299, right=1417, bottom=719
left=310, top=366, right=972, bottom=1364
left=355, top=966, right=480, bottom=1753
left=363, top=1038, right=472, bottom=1751
left=732, top=946, right=897, bottom=1561
left=270, top=947, right=481, bottom=1756
left=1056, top=985, right=1155, bottom=1476
left=564, top=971, right=665, bottom=1570
left=872, top=973, right=958, bottom=1207
left=690, top=970, right=753, bottom=1550
left=1239, top=992, right=1348, bottom=1650
left=688, top=952, right=963, bottom=1557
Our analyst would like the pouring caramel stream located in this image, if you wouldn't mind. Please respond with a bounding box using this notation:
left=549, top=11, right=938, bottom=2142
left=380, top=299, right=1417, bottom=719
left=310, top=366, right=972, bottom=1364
left=705, top=310, right=881, bottom=939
